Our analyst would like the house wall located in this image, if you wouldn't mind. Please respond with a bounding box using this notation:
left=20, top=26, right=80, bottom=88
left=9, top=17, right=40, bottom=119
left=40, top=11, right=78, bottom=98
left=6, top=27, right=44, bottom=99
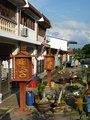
left=0, top=0, right=51, bottom=97
left=20, top=24, right=35, bottom=40
left=48, top=37, right=67, bottom=51
left=47, top=36, right=68, bottom=66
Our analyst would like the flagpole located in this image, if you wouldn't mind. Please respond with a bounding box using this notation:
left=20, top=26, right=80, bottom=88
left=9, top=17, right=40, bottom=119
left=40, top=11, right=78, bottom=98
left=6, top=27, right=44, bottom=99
left=40, top=35, right=46, bottom=56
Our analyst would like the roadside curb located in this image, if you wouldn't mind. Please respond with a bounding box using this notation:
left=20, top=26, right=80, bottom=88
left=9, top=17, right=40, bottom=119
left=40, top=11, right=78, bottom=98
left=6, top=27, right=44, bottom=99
left=0, top=91, right=19, bottom=119
left=0, top=105, right=17, bottom=120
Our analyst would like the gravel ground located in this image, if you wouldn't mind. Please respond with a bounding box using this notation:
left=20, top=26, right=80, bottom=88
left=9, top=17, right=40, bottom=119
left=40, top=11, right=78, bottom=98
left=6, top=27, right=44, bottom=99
left=1, top=107, right=88, bottom=120
left=1, top=65, right=88, bottom=120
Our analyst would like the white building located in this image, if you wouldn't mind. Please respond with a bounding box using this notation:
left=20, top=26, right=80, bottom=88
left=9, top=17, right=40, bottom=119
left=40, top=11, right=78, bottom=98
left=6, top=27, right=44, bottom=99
left=47, top=36, right=68, bottom=66
left=0, top=0, right=51, bottom=96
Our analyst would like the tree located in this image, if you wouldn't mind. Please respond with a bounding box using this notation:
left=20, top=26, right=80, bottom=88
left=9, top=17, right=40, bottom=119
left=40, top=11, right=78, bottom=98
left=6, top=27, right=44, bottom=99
left=71, top=44, right=90, bottom=59
left=82, top=44, right=90, bottom=58
left=72, top=48, right=84, bottom=59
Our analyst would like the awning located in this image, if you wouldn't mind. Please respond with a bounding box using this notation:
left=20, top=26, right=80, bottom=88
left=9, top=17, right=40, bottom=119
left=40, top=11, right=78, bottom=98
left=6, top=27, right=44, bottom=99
left=68, top=41, right=77, bottom=44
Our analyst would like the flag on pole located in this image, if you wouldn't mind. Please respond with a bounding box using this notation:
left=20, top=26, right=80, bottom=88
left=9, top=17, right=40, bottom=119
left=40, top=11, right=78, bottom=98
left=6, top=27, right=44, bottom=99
left=56, top=49, right=60, bottom=56
left=40, top=36, right=46, bottom=56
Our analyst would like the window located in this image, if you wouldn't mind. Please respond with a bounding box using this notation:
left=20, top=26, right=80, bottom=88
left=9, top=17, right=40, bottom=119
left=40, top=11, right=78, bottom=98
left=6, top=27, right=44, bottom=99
left=38, top=24, right=46, bottom=37
left=21, top=12, right=35, bottom=30
left=0, top=0, right=16, bottom=21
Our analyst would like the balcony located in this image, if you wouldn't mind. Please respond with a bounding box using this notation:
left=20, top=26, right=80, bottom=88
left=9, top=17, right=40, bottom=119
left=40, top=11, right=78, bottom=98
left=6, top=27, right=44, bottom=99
left=0, top=15, right=17, bottom=34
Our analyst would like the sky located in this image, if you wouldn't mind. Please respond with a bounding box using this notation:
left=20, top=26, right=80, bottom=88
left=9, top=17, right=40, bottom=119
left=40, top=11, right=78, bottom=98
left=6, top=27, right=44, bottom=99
left=28, top=0, right=90, bottom=48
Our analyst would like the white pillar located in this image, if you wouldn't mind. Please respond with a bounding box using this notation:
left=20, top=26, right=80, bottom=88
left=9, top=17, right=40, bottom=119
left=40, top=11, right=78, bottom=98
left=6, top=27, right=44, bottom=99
left=67, top=54, right=70, bottom=61
left=12, top=45, right=19, bottom=55
left=35, top=22, right=38, bottom=41
left=32, top=48, right=37, bottom=76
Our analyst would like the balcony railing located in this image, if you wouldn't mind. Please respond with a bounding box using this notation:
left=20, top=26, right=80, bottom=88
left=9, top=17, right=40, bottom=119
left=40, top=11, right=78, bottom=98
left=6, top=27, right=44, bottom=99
left=0, top=15, right=17, bottom=34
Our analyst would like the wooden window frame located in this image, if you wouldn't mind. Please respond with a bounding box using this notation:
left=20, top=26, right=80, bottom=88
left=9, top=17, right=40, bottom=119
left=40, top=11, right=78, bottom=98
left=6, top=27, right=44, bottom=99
left=21, top=12, right=35, bottom=30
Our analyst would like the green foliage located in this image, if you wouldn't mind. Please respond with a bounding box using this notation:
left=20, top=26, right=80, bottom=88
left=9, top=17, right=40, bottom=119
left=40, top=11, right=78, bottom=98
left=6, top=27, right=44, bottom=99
left=61, top=92, right=67, bottom=101
left=72, top=48, right=84, bottom=59
left=75, top=78, right=86, bottom=87
left=81, top=68, right=88, bottom=76
left=57, top=65, right=63, bottom=70
left=71, top=107, right=84, bottom=120
left=87, top=76, right=90, bottom=82
left=72, top=44, right=90, bottom=59
left=82, top=44, right=90, bottom=58
left=66, top=85, right=79, bottom=92
left=37, top=82, right=46, bottom=97
left=86, top=112, right=90, bottom=120
left=74, top=94, right=83, bottom=98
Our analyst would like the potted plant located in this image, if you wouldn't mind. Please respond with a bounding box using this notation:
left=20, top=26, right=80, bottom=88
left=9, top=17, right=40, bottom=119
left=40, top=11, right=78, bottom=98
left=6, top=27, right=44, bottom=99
left=69, top=70, right=77, bottom=83
left=58, top=70, right=67, bottom=85
left=56, top=92, right=67, bottom=111
left=53, top=88, right=67, bottom=112
left=35, top=82, right=50, bottom=112
left=81, top=68, right=88, bottom=83
left=35, top=82, right=46, bottom=103
left=81, top=68, right=88, bottom=77
left=65, top=85, right=80, bottom=94
left=65, top=85, right=80, bottom=108
left=74, top=94, right=83, bottom=109
left=61, top=92, right=67, bottom=104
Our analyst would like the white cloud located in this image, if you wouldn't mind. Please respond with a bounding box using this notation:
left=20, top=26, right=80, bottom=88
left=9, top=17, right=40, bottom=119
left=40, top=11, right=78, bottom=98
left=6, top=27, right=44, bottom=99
left=28, top=0, right=90, bottom=48
left=47, top=21, right=90, bottom=48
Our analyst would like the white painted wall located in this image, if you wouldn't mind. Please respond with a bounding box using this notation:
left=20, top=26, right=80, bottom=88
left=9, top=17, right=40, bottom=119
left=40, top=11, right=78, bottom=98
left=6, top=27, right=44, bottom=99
left=38, top=35, right=43, bottom=42
left=20, top=24, right=35, bottom=41
left=47, top=37, right=67, bottom=51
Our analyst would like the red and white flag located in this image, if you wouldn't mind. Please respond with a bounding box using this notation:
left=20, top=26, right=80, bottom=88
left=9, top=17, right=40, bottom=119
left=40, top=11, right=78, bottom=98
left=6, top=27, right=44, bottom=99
left=56, top=49, right=60, bottom=56
left=40, top=36, right=46, bottom=56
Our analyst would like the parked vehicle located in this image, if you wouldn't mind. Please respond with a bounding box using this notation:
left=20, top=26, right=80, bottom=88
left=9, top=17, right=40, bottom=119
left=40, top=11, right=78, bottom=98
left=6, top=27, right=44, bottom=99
left=66, top=60, right=72, bottom=67
left=81, top=59, right=90, bottom=68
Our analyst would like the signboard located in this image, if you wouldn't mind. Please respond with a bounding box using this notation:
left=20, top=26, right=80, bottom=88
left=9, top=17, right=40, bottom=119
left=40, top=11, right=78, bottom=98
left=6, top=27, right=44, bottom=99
left=13, top=58, right=32, bottom=81
left=44, top=57, right=54, bottom=70
left=11, top=50, right=32, bottom=81
left=44, top=49, right=55, bottom=70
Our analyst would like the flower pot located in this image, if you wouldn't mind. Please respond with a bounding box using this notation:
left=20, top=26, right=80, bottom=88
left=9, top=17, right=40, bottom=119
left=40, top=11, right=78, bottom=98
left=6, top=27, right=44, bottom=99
left=49, top=98, right=55, bottom=104
left=59, top=78, right=67, bottom=85
left=71, top=77, right=76, bottom=83
left=34, top=95, right=40, bottom=103
left=84, top=96, right=90, bottom=112
left=65, top=96, right=76, bottom=108
left=36, top=101, right=50, bottom=112
left=75, top=98, right=83, bottom=108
